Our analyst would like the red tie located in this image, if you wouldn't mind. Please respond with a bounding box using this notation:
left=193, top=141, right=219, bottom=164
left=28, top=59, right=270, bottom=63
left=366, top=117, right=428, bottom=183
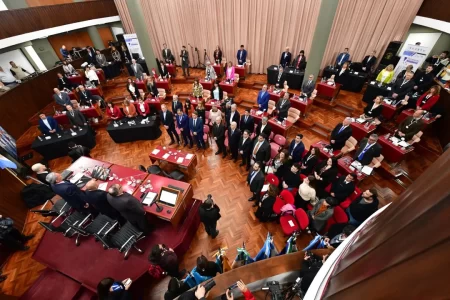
left=296, top=57, right=301, bottom=68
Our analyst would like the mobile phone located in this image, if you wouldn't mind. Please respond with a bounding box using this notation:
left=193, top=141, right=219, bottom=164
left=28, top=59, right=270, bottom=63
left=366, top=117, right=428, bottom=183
left=124, top=278, right=132, bottom=286
left=228, top=282, right=238, bottom=290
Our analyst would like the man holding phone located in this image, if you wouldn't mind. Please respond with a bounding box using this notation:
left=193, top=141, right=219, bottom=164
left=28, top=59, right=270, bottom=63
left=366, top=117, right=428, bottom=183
left=225, top=280, right=255, bottom=300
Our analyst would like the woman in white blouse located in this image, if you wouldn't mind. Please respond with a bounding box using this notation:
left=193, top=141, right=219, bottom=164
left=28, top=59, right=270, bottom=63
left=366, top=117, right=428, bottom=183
left=126, top=78, right=138, bottom=100
left=295, top=175, right=317, bottom=209
left=85, top=65, right=99, bottom=86
left=327, top=75, right=335, bottom=86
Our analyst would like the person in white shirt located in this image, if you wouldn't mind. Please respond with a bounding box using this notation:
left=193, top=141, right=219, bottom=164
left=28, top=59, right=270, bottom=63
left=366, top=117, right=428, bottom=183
left=85, top=65, right=99, bottom=86
left=295, top=175, right=317, bottom=209
left=9, top=61, right=30, bottom=80
left=0, top=66, right=18, bottom=85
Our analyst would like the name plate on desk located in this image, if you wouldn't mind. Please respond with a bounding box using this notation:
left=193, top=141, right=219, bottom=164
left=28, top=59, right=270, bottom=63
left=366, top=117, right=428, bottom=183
left=162, top=153, right=170, bottom=159
left=289, top=70, right=293, bottom=73
left=354, top=72, right=359, bottom=75
left=71, top=132, right=77, bottom=136
left=370, top=81, right=375, bottom=85
left=185, top=153, right=193, bottom=160
left=152, top=149, right=160, bottom=155
left=387, top=87, right=392, bottom=90
left=113, top=124, right=119, bottom=127
left=45, top=136, right=51, bottom=140
left=176, top=157, right=184, bottom=164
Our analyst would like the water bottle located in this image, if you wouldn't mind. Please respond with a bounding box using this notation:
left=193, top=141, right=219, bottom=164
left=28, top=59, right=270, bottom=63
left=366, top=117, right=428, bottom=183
left=282, top=118, right=286, bottom=127
left=70, top=128, right=75, bottom=133
left=364, top=121, right=370, bottom=129
left=38, top=136, right=43, bottom=141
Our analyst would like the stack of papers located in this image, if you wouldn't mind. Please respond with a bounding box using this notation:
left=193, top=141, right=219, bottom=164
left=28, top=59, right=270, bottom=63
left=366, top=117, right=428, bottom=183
left=361, top=166, right=373, bottom=176
left=399, top=141, right=410, bottom=148
left=186, top=154, right=194, bottom=160
left=69, top=173, right=84, bottom=184
left=177, top=157, right=184, bottom=164
left=162, top=153, right=170, bottom=159
left=356, top=118, right=366, bottom=124
left=143, top=192, right=158, bottom=205
left=98, top=182, right=108, bottom=191
left=256, top=111, right=263, bottom=116
left=152, top=149, right=160, bottom=155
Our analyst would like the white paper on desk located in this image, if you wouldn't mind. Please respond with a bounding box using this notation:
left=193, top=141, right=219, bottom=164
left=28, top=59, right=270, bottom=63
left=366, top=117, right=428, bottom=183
left=289, top=70, right=293, bottom=73
left=288, top=220, right=295, bottom=227
left=361, top=166, right=373, bottom=176
left=162, top=153, right=170, bottom=159
left=44, top=136, right=51, bottom=140
left=113, top=124, right=119, bottom=127
left=261, top=184, right=269, bottom=192
left=383, top=99, right=392, bottom=104
left=391, top=137, right=399, bottom=143
left=354, top=72, right=359, bottom=75
left=351, top=160, right=362, bottom=171
left=356, top=118, right=366, bottom=124
left=143, top=192, right=158, bottom=205
left=177, top=157, right=184, bottom=164
left=62, top=111, right=67, bottom=114
left=98, top=182, right=108, bottom=191
left=370, top=81, right=375, bottom=85
left=186, top=153, right=194, bottom=160
left=387, top=87, right=392, bottom=91
left=274, top=67, right=278, bottom=70
left=399, top=141, right=409, bottom=148
left=69, top=173, right=84, bottom=183
left=256, top=111, right=263, bottom=116
left=71, top=132, right=77, bottom=136
left=152, top=149, right=160, bottom=155
left=151, top=99, right=155, bottom=102
left=237, top=65, right=243, bottom=67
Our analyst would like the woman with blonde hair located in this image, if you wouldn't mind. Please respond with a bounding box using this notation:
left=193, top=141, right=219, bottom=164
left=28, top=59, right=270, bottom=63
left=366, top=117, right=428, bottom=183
left=123, top=98, right=137, bottom=118
left=376, top=64, right=394, bottom=84
left=396, top=64, right=414, bottom=81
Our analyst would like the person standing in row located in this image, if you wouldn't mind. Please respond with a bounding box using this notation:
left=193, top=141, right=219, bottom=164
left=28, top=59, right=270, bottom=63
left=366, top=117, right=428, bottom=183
left=212, top=116, right=226, bottom=157
left=198, top=194, right=221, bottom=238
left=189, top=111, right=205, bottom=149
left=176, top=109, right=193, bottom=148
left=247, top=161, right=265, bottom=207
left=160, top=104, right=180, bottom=145
left=180, top=46, right=190, bottom=77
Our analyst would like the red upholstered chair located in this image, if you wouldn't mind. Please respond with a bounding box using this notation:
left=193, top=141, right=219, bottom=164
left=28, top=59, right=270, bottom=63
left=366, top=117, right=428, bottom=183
left=273, top=134, right=286, bottom=147
left=265, top=174, right=279, bottom=186
left=324, top=183, right=332, bottom=193
left=272, top=197, right=285, bottom=215
left=300, top=174, right=307, bottom=181
left=269, top=131, right=275, bottom=141
left=203, top=125, right=210, bottom=145
left=340, top=187, right=361, bottom=209
left=322, top=206, right=348, bottom=234
left=295, top=208, right=309, bottom=231
left=270, top=143, right=280, bottom=158
left=205, top=111, right=210, bottom=125
left=280, top=190, right=294, bottom=205
left=302, top=149, right=309, bottom=157
left=279, top=212, right=298, bottom=235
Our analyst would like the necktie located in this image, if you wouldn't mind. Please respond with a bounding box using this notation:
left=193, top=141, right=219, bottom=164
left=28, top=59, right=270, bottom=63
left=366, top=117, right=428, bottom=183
left=253, top=142, right=261, bottom=155
left=308, top=81, right=312, bottom=85
left=250, top=171, right=257, bottom=184
left=296, top=57, right=301, bottom=68
left=232, top=130, right=234, bottom=135
left=194, top=119, right=196, bottom=127
left=358, top=143, right=370, bottom=161
left=245, top=116, right=248, bottom=122
left=338, top=126, right=345, bottom=134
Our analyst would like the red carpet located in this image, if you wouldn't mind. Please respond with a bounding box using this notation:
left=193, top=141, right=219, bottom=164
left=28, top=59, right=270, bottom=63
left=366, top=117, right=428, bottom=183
left=30, top=200, right=201, bottom=295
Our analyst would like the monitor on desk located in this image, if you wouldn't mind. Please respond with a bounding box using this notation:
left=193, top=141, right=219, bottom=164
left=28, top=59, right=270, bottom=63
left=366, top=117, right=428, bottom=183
left=158, top=186, right=181, bottom=207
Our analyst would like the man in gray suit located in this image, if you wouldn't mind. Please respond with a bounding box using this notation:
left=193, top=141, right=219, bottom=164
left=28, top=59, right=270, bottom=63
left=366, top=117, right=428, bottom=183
left=301, top=74, right=316, bottom=97
left=107, top=184, right=150, bottom=233
left=53, top=88, right=72, bottom=108
left=162, top=43, right=173, bottom=63
left=95, top=50, right=108, bottom=67
left=130, top=59, right=144, bottom=80
left=65, top=105, right=87, bottom=128
left=180, top=45, right=190, bottom=77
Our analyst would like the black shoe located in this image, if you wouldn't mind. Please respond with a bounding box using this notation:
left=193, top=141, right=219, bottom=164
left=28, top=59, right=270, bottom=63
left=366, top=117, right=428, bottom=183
left=239, top=162, right=245, bottom=166
left=246, top=166, right=250, bottom=171
left=183, top=143, right=188, bottom=147
left=178, top=269, right=187, bottom=279
left=189, top=144, right=193, bottom=149
left=248, top=197, right=255, bottom=201
left=222, top=154, right=226, bottom=158
left=203, top=145, right=207, bottom=149
left=233, top=159, right=237, bottom=163
left=215, top=151, right=221, bottom=155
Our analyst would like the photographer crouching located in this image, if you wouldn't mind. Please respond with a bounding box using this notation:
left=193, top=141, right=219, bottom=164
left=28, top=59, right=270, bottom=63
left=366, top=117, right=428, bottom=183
left=198, top=194, right=221, bottom=239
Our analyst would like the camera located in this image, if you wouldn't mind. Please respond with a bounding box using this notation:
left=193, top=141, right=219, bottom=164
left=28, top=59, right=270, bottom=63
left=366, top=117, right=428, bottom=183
left=203, top=279, right=216, bottom=293
left=262, top=281, right=282, bottom=300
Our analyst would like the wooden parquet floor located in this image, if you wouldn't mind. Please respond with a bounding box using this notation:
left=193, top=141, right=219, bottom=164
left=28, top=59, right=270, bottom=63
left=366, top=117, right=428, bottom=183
left=1, top=67, right=441, bottom=299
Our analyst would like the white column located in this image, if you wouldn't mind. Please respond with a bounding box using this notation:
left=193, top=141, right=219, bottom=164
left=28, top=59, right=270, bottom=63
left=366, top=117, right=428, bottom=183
left=24, top=46, right=47, bottom=71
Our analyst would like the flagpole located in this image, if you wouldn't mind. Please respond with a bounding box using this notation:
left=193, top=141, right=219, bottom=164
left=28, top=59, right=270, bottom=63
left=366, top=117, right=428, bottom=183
left=5, top=168, right=27, bottom=186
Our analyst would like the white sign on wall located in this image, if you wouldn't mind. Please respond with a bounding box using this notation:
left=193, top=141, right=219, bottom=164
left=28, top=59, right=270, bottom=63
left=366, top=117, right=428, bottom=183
left=123, top=33, right=144, bottom=60
left=393, top=44, right=431, bottom=79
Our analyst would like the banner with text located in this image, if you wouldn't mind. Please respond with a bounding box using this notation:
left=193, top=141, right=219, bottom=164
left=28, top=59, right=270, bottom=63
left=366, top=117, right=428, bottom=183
left=393, top=44, right=431, bottom=80
left=123, top=33, right=144, bottom=60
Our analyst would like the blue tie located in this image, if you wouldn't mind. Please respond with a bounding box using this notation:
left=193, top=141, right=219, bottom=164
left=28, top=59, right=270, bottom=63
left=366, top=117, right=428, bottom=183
left=338, top=126, right=345, bottom=134
left=358, top=144, right=370, bottom=161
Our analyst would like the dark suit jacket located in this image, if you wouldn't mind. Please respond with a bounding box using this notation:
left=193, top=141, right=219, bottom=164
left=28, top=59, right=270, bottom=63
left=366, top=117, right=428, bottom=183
left=390, top=80, right=415, bottom=99
left=275, top=98, right=291, bottom=118
left=51, top=181, right=87, bottom=211
left=38, top=117, right=59, bottom=135
left=414, top=71, right=433, bottom=93
left=247, top=170, right=264, bottom=193
left=175, top=114, right=189, bottom=131
left=335, top=67, right=350, bottom=86
left=172, top=100, right=183, bottom=113
left=180, top=50, right=189, bottom=66
left=106, top=193, right=146, bottom=224
left=361, top=55, right=376, bottom=71
left=293, top=55, right=306, bottom=69
left=252, top=139, right=270, bottom=163
left=301, top=80, right=315, bottom=97
left=354, top=138, right=382, bottom=166
left=67, top=109, right=87, bottom=126
left=288, top=140, right=305, bottom=163
left=212, top=123, right=225, bottom=141
left=85, top=189, right=121, bottom=220
left=160, top=66, right=169, bottom=78
left=228, top=128, right=241, bottom=149
left=147, top=82, right=158, bottom=97
left=279, top=52, right=292, bottom=67
left=225, top=110, right=240, bottom=128
left=189, top=117, right=204, bottom=135
left=330, top=175, right=355, bottom=203
left=240, top=115, right=255, bottom=134
left=37, top=172, right=50, bottom=185
left=162, top=48, right=173, bottom=62
left=58, top=76, right=72, bottom=90
left=300, top=151, right=318, bottom=175
left=335, top=53, right=350, bottom=66
left=330, top=124, right=352, bottom=150
left=78, top=90, right=94, bottom=106
left=53, top=92, right=71, bottom=107
left=257, top=91, right=270, bottom=111
left=275, top=72, right=286, bottom=87
left=239, top=137, right=252, bottom=157
left=87, top=49, right=96, bottom=64
left=398, top=116, right=424, bottom=141
left=237, top=49, right=247, bottom=64
left=363, top=103, right=383, bottom=118
left=160, top=110, right=175, bottom=129
left=255, top=122, right=272, bottom=137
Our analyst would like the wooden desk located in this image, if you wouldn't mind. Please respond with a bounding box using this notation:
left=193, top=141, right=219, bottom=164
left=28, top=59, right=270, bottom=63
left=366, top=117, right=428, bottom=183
left=67, top=74, right=85, bottom=86
left=350, top=122, right=376, bottom=141
left=268, top=117, right=293, bottom=137
left=53, top=107, right=101, bottom=125
left=166, top=64, right=176, bottom=77
left=149, top=145, right=198, bottom=175
left=269, top=91, right=281, bottom=103
left=155, top=78, right=171, bottom=91
left=219, top=81, right=237, bottom=95
left=338, top=156, right=367, bottom=183
left=381, top=102, right=399, bottom=120
left=134, top=80, right=148, bottom=93
left=378, top=135, right=414, bottom=163
left=213, top=64, right=222, bottom=75
left=200, top=79, right=214, bottom=91
left=311, top=140, right=340, bottom=158
left=235, top=65, right=246, bottom=78
left=66, top=156, right=112, bottom=173
left=290, top=96, right=313, bottom=116
left=316, top=82, right=341, bottom=101
left=133, top=174, right=194, bottom=228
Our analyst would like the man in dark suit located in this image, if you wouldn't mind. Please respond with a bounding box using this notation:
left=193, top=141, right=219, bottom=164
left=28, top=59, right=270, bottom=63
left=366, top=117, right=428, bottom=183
left=301, top=74, right=315, bottom=97
left=330, top=117, right=352, bottom=150
left=212, top=116, right=226, bottom=157
left=255, top=117, right=272, bottom=138
left=247, top=161, right=265, bottom=207
left=87, top=47, right=96, bottom=64
left=107, top=184, right=150, bottom=233
left=279, top=47, right=292, bottom=68
left=130, top=59, right=144, bottom=80
left=95, top=50, right=108, bottom=67
left=31, top=163, right=50, bottom=185
left=257, top=85, right=270, bottom=111
left=189, top=111, right=205, bottom=149
left=292, top=50, right=306, bottom=70
left=354, top=134, right=382, bottom=166
left=413, top=65, right=434, bottom=94
left=68, top=142, right=91, bottom=163
left=275, top=67, right=285, bottom=88
left=53, top=88, right=72, bottom=107
left=239, top=130, right=252, bottom=169
left=361, top=50, right=377, bottom=72
left=251, top=134, right=270, bottom=166
left=176, top=109, right=193, bottom=148
left=77, top=85, right=94, bottom=106
left=162, top=44, right=174, bottom=63
left=237, top=45, right=247, bottom=65
left=240, top=109, right=255, bottom=134
left=160, top=62, right=169, bottom=78
left=425, top=51, right=449, bottom=76
left=335, top=48, right=350, bottom=67
left=160, top=104, right=180, bottom=145
left=227, top=122, right=241, bottom=162
left=395, top=109, right=424, bottom=141
left=65, top=105, right=87, bottom=128
left=226, top=104, right=240, bottom=129
left=180, top=46, right=190, bottom=77
left=47, top=172, right=90, bottom=212
left=171, top=95, right=183, bottom=113
left=288, top=134, right=305, bottom=163
left=275, top=92, right=291, bottom=121
left=57, top=73, right=76, bottom=90
left=85, top=179, right=122, bottom=221
left=38, top=113, right=60, bottom=135
left=335, top=62, right=350, bottom=86
left=389, top=71, right=415, bottom=100
left=329, top=174, right=356, bottom=204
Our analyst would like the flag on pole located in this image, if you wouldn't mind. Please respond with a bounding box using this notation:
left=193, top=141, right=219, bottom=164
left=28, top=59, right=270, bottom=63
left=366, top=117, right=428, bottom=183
left=0, top=154, right=17, bottom=169
left=303, top=234, right=326, bottom=251
left=254, top=232, right=278, bottom=261
left=279, top=233, right=299, bottom=255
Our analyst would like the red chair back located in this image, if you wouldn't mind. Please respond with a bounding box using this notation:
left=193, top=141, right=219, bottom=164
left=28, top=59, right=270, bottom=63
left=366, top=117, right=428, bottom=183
left=272, top=197, right=285, bottom=214
left=270, top=144, right=279, bottom=159
left=300, top=174, right=307, bottom=180
left=333, top=206, right=349, bottom=224
left=273, top=134, right=286, bottom=147
left=280, top=190, right=294, bottom=205
left=295, top=208, right=309, bottom=230
left=324, top=183, right=332, bottom=193
left=203, top=125, right=209, bottom=134
left=269, top=132, right=274, bottom=141
left=266, top=174, right=279, bottom=186
left=349, top=187, right=362, bottom=202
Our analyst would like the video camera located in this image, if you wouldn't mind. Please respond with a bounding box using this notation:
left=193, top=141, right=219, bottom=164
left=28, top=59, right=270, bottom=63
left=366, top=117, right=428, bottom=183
left=262, top=281, right=283, bottom=300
